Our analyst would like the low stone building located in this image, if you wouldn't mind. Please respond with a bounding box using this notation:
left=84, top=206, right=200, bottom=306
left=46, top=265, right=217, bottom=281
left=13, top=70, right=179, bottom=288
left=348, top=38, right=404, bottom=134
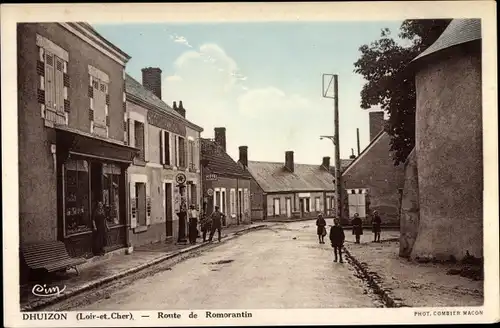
left=244, top=151, right=349, bottom=220
left=341, top=111, right=405, bottom=225
left=403, top=19, right=483, bottom=261
left=200, top=128, right=252, bottom=226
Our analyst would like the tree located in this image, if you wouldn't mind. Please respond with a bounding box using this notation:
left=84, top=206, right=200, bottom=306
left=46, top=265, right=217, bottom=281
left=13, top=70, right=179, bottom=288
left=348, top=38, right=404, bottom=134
left=353, top=19, right=451, bottom=165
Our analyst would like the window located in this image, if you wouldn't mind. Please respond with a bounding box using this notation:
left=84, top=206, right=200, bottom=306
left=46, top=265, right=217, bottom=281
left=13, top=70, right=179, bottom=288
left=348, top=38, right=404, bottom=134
left=243, top=189, right=249, bottom=212
left=160, top=130, right=171, bottom=166
left=64, top=159, right=91, bottom=236
left=230, top=189, right=236, bottom=215
left=37, top=34, right=69, bottom=126
left=214, top=190, right=221, bottom=209
left=238, top=189, right=243, bottom=215
left=304, top=198, right=311, bottom=212
left=221, top=189, right=226, bottom=215
left=178, top=136, right=186, bottom=168
left=273, top=198, right=281, bottom=216
left=134, top=121, right=145, bottom=161
left=102, top=164, right=123, bottom=227
left=315, top=197, right=321, bottom=212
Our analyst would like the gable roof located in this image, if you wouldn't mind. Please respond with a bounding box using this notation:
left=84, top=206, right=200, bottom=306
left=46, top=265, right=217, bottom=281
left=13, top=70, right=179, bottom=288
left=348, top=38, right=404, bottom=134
left=125, top=74, right=203, bottom=132
left=247, top=161, right=337, bottom=193
left=201, top=139, right=252, bottom=179
left=341, top=129, right=387, bottom=176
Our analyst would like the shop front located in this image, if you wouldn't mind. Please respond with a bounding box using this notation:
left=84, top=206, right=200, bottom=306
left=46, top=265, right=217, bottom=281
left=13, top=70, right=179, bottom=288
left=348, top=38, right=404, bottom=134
left=56, top=128, right=138, bottom=257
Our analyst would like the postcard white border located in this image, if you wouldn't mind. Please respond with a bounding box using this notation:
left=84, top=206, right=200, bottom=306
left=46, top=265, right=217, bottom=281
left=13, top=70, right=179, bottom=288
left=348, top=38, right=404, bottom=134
left=2, top=1, right=498, bottom=326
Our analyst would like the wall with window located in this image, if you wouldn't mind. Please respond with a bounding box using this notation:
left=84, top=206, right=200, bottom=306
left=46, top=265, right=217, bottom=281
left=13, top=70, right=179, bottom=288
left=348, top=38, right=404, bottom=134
left=203, top=176, right=251, bottom=226
left=17, top=23, right=127, bottom=243
left=266, top=191, right=330, bottom=220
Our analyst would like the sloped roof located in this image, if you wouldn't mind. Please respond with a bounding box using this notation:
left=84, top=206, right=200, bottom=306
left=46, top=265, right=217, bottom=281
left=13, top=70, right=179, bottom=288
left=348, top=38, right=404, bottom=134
left=201, top=139, right=252, bottom=179
left=125, top=74, right=183, bottom=119
left=412, top=19, right=481, bottom=63
left=247, top=161, right=337, bottom=193
left=341, top=129, right=387, bottom=175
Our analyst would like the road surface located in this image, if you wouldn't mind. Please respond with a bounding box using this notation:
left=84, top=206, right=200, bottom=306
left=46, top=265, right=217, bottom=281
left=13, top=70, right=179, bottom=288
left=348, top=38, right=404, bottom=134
left=50, top=220, right=379, bottom=310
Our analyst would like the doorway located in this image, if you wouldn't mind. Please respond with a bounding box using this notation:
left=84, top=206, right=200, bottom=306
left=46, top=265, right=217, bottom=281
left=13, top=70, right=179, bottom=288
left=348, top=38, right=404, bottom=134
left=299, top=198, right=305, bottom=217
left=165, top=183, right=173, bottom=238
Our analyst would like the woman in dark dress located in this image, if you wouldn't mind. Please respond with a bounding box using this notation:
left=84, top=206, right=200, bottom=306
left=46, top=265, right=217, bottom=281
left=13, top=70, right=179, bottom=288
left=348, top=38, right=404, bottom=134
left=372, top=210, right=382, bottom=242
left=188, top=205, right=199, bottom=244
left=92, top=201, right=108, bottom=256
left=351, top=213, right=363, bottom=244
left=316, top=213, right=327, bottom=244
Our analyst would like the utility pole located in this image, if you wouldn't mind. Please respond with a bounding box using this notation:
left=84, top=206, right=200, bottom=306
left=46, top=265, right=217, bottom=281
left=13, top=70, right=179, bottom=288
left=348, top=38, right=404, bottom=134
left=356, top=128, right=361, bottom=156
left=333, top=75, right=342, bottom=221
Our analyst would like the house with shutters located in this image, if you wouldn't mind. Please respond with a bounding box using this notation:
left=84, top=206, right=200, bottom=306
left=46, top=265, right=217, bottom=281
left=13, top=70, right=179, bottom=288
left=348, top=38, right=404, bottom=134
left=241, top=148, right=352, bottom=221
left=200, top=128, right=252, bottom=226
left=17, top=22, right=139, bottom=262
left=341, top=111, right=405, bottom=225
left=125, top=68, right=203, bottom=249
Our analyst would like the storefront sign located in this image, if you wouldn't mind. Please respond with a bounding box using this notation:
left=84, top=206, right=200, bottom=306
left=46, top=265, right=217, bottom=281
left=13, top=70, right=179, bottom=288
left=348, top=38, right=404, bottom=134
left=206, top=173, right=218, bottom=181
left=147, top=111, right=185, bottom=136
left=298, top=192, right=311, bottom=198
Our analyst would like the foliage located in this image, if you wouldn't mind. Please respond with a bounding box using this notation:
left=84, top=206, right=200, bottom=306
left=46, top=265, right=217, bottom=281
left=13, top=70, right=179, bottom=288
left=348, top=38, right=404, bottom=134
left=353, top=20, right=452, bottom=165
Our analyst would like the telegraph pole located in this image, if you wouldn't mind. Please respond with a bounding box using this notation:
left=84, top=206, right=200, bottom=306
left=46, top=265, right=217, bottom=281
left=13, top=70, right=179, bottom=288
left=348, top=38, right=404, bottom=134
left=356, top=128, right=361, bottom=156
left=333, top=75, right=342, bottom=221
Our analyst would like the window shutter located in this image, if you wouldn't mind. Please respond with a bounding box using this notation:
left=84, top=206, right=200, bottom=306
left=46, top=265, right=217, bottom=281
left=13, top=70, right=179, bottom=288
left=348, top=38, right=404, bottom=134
left=159, top=130, right=165, bottom=164
left=54, top=57, right=64, bottom=112
left=45, top=53, right=55, bottom=110
left=146, top=184, right=151, bottom=226
left=144, top=123, right=149, bottom=162
left=244, top=189, right=249, bottom=212
left=165, top=131, right=171, bottom=165
left=128, top=119, right=135, bottom=147
left=130, top=183, right=137, bottom=229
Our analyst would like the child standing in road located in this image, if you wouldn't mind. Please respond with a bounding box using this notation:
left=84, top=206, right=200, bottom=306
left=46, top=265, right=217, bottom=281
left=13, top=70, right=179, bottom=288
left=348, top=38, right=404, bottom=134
left=329, top=218, right=345, bottom=263
left=372, top=210, right=382, bottom=243
left=316, top=213, right=327, bottom=244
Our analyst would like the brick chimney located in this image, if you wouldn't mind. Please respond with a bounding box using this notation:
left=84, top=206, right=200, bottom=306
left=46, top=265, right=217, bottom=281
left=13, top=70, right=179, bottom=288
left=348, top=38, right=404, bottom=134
left=214, top=127, right=226, bottom=152
left=141, top=67, right=162, bottom=99
left=239, top=146, right=248, bottom=167
left=172, top=100, right=186, bottom=117
left=369, top=111, right=385, bottom=141
left=285, top=151, right=294, bottom=173
left=321, top=156, right=330, bottom=171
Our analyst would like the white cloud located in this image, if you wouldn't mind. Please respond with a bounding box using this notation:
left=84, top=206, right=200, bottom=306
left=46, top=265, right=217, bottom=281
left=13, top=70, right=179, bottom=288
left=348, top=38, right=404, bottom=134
left=162, top=42, right=319, bottom=163
left=170, top=34, right=193, bottom=48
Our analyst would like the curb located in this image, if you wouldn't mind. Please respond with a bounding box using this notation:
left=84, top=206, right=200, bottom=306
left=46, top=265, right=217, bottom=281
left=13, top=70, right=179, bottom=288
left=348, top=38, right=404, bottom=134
left=21, top=224, right=267, bottom=312
left=343, top=246, right=408, bottom=308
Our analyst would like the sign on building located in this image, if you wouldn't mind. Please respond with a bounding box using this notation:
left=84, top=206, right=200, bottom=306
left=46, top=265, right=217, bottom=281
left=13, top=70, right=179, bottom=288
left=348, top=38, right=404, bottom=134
left=206, top=174, right=218, bottom=181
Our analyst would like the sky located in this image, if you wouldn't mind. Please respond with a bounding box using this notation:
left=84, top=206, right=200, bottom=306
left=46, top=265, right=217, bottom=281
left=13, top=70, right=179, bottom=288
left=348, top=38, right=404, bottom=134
left=93, top=21, right=405, bottom=164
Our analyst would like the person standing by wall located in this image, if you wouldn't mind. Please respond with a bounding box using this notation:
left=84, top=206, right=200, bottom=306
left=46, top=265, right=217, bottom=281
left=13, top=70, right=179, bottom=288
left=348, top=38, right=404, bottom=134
left=316, top=213, right=327, bottom=244
left=371, top=210, right=382, bottom=243
left=209, top=205, right=224, bottom=242
left=351, top=212, right=363, bottom=244
left=188, top=204, right=199, bottom=244
left=329, top=218, right=345, bottom=263
left=92, top=201, right=108, bottom=256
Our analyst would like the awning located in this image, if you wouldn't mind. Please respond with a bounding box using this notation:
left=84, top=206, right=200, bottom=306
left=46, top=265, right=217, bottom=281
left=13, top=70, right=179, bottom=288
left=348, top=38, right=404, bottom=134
left=55, top=125, right=140, bottom=164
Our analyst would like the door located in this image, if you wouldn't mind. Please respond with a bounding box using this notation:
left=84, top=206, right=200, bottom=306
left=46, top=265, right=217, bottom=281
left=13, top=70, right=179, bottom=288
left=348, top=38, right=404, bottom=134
left=299, top=198, right=305, bottom=217
left=286, top=198, right=292, bottom=218
left=165, top=183, right=173, bottom=237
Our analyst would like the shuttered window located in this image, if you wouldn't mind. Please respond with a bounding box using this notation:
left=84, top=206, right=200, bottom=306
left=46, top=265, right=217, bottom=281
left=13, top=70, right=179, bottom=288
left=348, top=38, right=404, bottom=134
left=178, top=136, right=186, bottom=168
left=160, top=130, right=171, bottom=165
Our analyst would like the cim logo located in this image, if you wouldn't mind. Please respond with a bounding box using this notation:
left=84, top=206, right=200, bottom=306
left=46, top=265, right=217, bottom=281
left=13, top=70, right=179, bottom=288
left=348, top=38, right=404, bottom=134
left=32, top=284, right=66, bottom=297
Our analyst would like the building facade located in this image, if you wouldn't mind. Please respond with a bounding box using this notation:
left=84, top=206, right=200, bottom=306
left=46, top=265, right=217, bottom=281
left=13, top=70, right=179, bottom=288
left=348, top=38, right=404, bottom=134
left=245, top=151, right=341, bottom=220
left=18, top=23, right=138, bottom=258
left=125, top=69, right=203, bottom=248
left=341, top=111, right=405, bottom=226
left=405, top=19, right=483, bottom=261
left=201, top=128, right=252, bottom=226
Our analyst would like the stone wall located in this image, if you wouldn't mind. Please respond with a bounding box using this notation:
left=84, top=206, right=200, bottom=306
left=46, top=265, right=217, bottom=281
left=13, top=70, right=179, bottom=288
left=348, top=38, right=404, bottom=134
left=399, top=149, right=420, bottom=258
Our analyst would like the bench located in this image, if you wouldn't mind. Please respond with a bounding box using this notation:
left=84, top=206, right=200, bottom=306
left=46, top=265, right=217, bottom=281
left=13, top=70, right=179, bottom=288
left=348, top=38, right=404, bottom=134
left=20, top=241, right=86, bottom=276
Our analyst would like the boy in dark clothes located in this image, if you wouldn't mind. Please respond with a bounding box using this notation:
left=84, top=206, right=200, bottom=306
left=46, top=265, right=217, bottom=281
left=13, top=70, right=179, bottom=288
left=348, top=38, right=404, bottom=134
left=329, top=218, right=345, bottom=263
left=372, top=210, right=382, bottom=242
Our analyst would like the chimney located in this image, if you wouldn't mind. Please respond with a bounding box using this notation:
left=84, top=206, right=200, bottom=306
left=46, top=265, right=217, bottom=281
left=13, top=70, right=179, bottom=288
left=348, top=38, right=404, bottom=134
left=369, top=111, right=385, bottom=141
left=285, top=151, right=294, bottom=173
left=214, top=127, right=226, bottom=152
left=141, top=67, right=162, bottom=99
left=173, top=100, right=186, bottom=118
left=322, top=156, right=330, bottom=171
left=350, top=148, right=356, bottom=159
left=239, top=146, right=248, bottom=167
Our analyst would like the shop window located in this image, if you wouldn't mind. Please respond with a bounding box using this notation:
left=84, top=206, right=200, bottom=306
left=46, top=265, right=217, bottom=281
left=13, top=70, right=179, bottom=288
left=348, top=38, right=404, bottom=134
left=64, top=159, right=91, bottom=236
left=102, top=164, right=122, bottom=227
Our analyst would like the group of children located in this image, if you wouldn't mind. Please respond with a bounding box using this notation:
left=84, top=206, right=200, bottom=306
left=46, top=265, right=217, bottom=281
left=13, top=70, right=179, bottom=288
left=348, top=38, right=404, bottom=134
left=316, top=211, right=382, bottom=263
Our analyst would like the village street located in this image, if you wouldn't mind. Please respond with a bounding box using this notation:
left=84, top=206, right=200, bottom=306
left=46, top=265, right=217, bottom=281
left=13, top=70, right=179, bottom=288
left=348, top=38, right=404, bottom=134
left=45, top=220, right=388, bottom=311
